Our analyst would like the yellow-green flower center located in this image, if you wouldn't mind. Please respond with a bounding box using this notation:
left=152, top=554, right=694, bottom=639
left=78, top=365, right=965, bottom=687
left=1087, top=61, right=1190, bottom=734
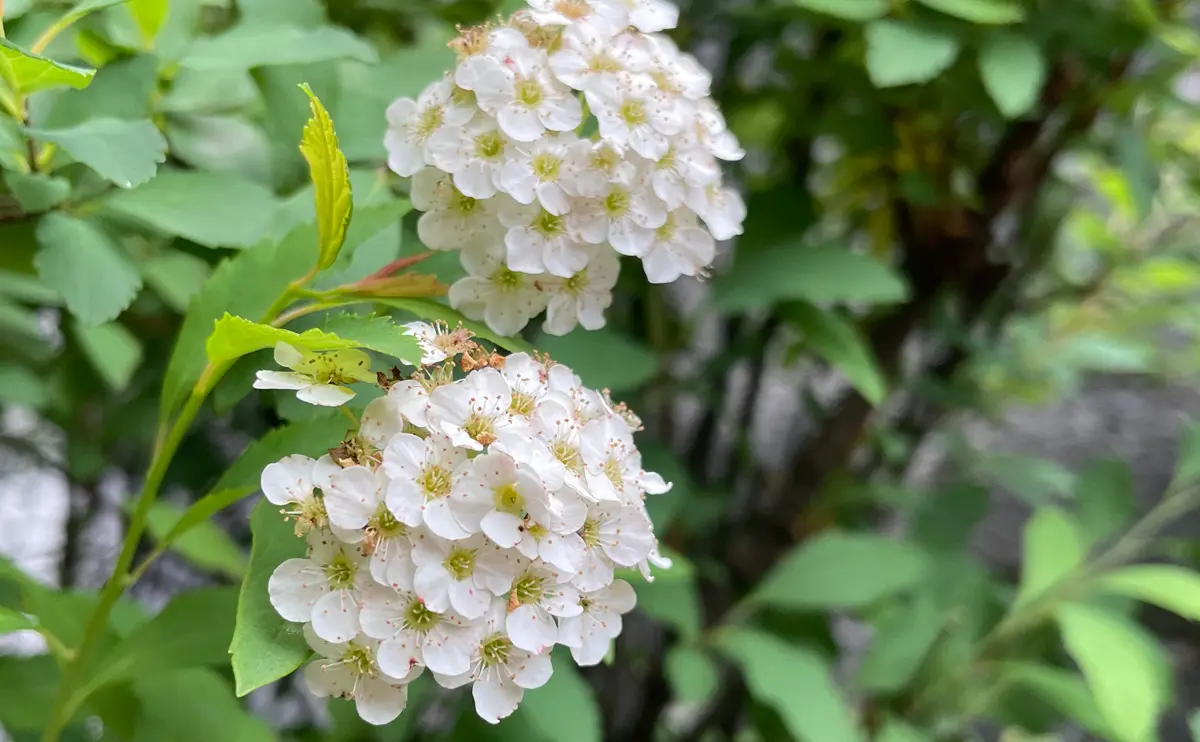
left=373, top=505, right=406, bottom=538
left=604, top=188, right=629, bottom=217
left=493, top=482, right=525, bottom=516
left=419, top=464, right=453, bottom=499
left=516, top=78, right=544, bottom=107
left=492, top=268, right=524, bottom=293
left=655, top=217, right=676, bottom=242
left=464, top=413, right=496, bottom=443
left=342, top=643, right=375, bottom=676
left=512, top=571, right=545, bottom=605
left=551, top=440, right=584, bottom=475
left=480, top=634, right=512, bottom=667
left=532, top=210, right=565, bottom=237
left=532, top=153, right=561, bottom=181
left=404, top=597, right=440, bottom=632
left=565, top=269, right=588, bottom=294
left=619, top=99, right=647, bottom=126
left=580, top=518, right=601, bottom=547
left=444, top=545, right=477, bottom=580
left=450, top=189, right=480, bottom=214
left=510, top=391, right=536, bottom=416
left=415, top=105, right=444, bottom=140
left=475, top=130, right=504, bottom=160
left=603, top=456, right=624, bottom=490
left=324, top=551, right=358, bottom=590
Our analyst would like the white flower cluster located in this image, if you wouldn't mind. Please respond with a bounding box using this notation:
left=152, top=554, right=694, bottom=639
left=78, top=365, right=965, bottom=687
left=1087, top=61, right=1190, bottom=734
left=262, top=324, right=672, bottom=725
left=384, top=0, right=746, bottom=338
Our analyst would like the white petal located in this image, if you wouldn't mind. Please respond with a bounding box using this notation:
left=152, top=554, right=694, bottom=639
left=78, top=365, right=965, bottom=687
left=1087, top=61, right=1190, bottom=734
left=378, top=633, right=422, bottom=679
left=448, top=578, right=491, bottom=619
left=511, top=650, right=553, bottom=689
left=424, top=497, right=475, bottom=540
left=253, top=370, right=309, bottom=391
left=311, top=590, right=361, bottom=644
left=473, top=673, right=523, bottom=724
left=260, top=455, right=315, bottom=506
left=297, top=383, right=357, bottom=407
left=498, top=103, right=545, bottom=142
left=538, top=94, right=583, bottom=132
left=325, top=466, right=381, bottom=530
left=422, top=630, right=473, bottom=676
left=268, top=559, right=325, bottom=622
left=506, top=604, right=558, bottom=653
left=356, top=677, right=408, bottom=725
left=481, top=510, right=524, bottom=548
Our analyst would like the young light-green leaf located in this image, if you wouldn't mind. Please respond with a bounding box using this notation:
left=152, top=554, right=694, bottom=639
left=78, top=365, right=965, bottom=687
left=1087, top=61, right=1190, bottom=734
left=1013, top=508, right=1083, bottom=609
left=0, top=38, right=94, bottom=94
left=376, top=297, right=534, bottom=353
left=298, top=84, right=352, bottom=271
left=27, top=119, right=167, bottom=189
left=230, top=500, right=311, bottom=696
left=781, top=301, right=887, bottom=405
left=1057, top=603, right=1169, bottom=742
left=865, top=20, right=961, bottom=88
left=717, top=627, right=864, bottom=742
left=206, top=312, right=421, bottom=367
left=1094, top=564, right=1200, bottom=621
left=914, top=0, right=1024, bottom=23
left=978, top=34, right=1046, bottom=118
left=0, top=606, right=36, bottom=634
left=72, top=320, right=143, bottom=392
left=35, top=214, right=142, bottom=325
left=998, top=662, right=1111, bottom=738
left=753, top=532, right=927, bottom=609
left=129, top=0, right=170, bottom=48
left=856, top=595, right=943, bottom=692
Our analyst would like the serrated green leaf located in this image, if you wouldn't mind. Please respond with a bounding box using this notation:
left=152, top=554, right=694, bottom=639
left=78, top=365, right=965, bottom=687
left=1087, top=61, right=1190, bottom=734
left=534, top=327, right=659, bottom=394
left=141, top=251, right=211, bottom=314
left=780, top=301, right=886, bottom=404
left=914, top=0, right=1024, bottom=23
left=1095, top=565, right=1200, bottom=621
left=0, top=38, right=94, bottom=94
left=794, top=0, right=889, bottom=20
left=129, top=0, right=169, bottom=47
left=865, top=20, right=961, bottom=88
left=1014, top=509, right=1083, bottom=610
left=753, top=532, right=927, bottom=610
left=718, top=628, right=863, bottom=742
left=181, top=24, right=376, bottom=71
left=979, top=35, right=1045, bottom=118
left=4, top=172, right=70, bottom=213
left=34, top=214, right=141, bottom=325
left=1057, top=603, right=1169, bottom=742
left=27, top=119, right=165, bottom=189
left=105, top=170, right=280, bottom=248
left=145, top=502, right=246, bottom=579
left=72, top=320, right=142, bottom=391
left=0, top=606, right=36, bottom=634
left=206, top=312, right=422, bottom=367
left=713, top=243, right=909, bottom=312
left=42, top=54, right=158, bottom=128
left=298, top=84, right=352, bottom=271
left=376, top=297, right=533, bottom=354
left=230, top=500, right=311, bottom=696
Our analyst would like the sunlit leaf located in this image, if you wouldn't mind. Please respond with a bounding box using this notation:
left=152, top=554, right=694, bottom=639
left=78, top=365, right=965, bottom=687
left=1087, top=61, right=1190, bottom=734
left=298, top=83, right=352, bottom=271
left=1013, top=509, right=1083, bottom=609
left=865, top=20, right=960, bottom=88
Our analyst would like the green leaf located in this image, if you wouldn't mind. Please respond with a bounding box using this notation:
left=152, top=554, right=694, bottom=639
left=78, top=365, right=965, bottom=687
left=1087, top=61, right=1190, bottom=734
left=665, top=646, right=720, bottom=703
left=128, top=0, right=169, bottom=47
left=164, top=114, right=273, bottom=184
left=181, top=24, right=376, bottom=71
left=978, top=453, right=1075, bottom=506
left=0, top=606, right=36, bottom=633
left=93, top=588, right=237, bottom=689
left=0, top=655, right=60, bottom=731
left=0, top=365, right=48, bottom=410
left=1175, top=419, right=1200, bottom=485
left=780, top=301, right=886, bottom=404
left=145, top=502, right=246, bottom=579
left=0, top=38, right=94, bottom=94
left=230, top=500, right=311, bottom=696
left=999, top=663, right=1110, bottom=738
left=72, top=320, right=142, bottom=392
left=1057, top=603, right=1169, bottom=742
left=912, top=483, right=988, bottom=554
left=142, top=251, right=211, bottom=314
left=35, top=214, right=141, bottom=325
left=41, top=53, right=158, bottom=128
left=27, top=119, right=166, bottom=189
left=132, top=668, right=273, bottom=742
left=519, top=654, right=601, bottom=742
left=856, top=595, right=943, bottom=692
left=876, top=721, right=933, bottom=742
left=753, top=532, right=927, bottom=610
left=377, top=297, right=533, bottom=354
left=4, top=172, right=70, bottom=213
left=162, top=420, right=347, bottom=548
left=1094, top=565, right=1200, bottom=621
left=713, top=243, right=909, bottom=312
left=105, top=170, right=280, bottom=248
left=1074, top=459, right=1134, bottom=547
left=206, top=312, right=421, bottom=367
left=637, top=574, right=702, bottom=640
left=978, top=35, right=1046, bottom=118
left=864, top=20, right=961, bottom=88
left=298, top=83, right=352, bottom=271
left=914, top=0, right=1025, bottom=23
left=1013, top=509, right=1083, bottom=609
left=534, top=327, right=658, bottom=394
left=717, top=628, right=863, bottom=742
left=793, top=0, right=889, bottom=20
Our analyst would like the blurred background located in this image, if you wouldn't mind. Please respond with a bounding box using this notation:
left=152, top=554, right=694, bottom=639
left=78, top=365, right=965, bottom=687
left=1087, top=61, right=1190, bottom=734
left=3, top=0, right=1200, bottom=740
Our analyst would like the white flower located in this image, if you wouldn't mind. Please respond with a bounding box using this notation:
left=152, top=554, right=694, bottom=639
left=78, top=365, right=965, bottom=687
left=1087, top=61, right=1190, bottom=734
left=577, top=162, right=667, bottom=257
left=586, top=72, right=682, bottom=161
left=383, top=432, right=472, bottom=540
left=359, top=582, right=482, bottom=678
left=269, top=530, right=371, bottom=643
left=261, top=454, right=327, bottom=536
left=506, top=560, right=581, bottom=653
left=426, top=117, right=514, bottom=199
left=649, top=142, right=720, bottom=209
left=558, top=579, right=636, bottom=665
left=549, top=18, right=649, bottom=91
left=384, top=77, right=474, bottom=177
left=253, top=342, right=374, bottom=407
left=575, top=502, right=656, bottom=591
left=526, top=0, right=618, bottom=25
left=685, top=183, right=746, bottom=241
left=449, top=451, right=558, bottom=548
left=302, top=625, right=417, bottom=725
left=411, top=168, right=502, bottom=251
left=412, top=532, right=520, bottom=619
left=404, top=321, right=450, bottom=365
left=694, top=97, right=745, bottom=161
left=499, top=134, right=592, bottom=215
left=324, top=465, right=415, bottom=588
left=427, top=367, right=520, bottom=451
left=541, top=244, right=620, bottom=335
left=644, top=34, right=711, bottom=102
left=449, top=245, right=547, bottom=337
left=640, top=209, right=715, bottom=284
left=594, top=0, right=679, bottom=33
left=500, top=200, right=597, bottom=278
left=434, top=598, right=554, bottom=724
left=464, top=40, right=582, bottom=142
